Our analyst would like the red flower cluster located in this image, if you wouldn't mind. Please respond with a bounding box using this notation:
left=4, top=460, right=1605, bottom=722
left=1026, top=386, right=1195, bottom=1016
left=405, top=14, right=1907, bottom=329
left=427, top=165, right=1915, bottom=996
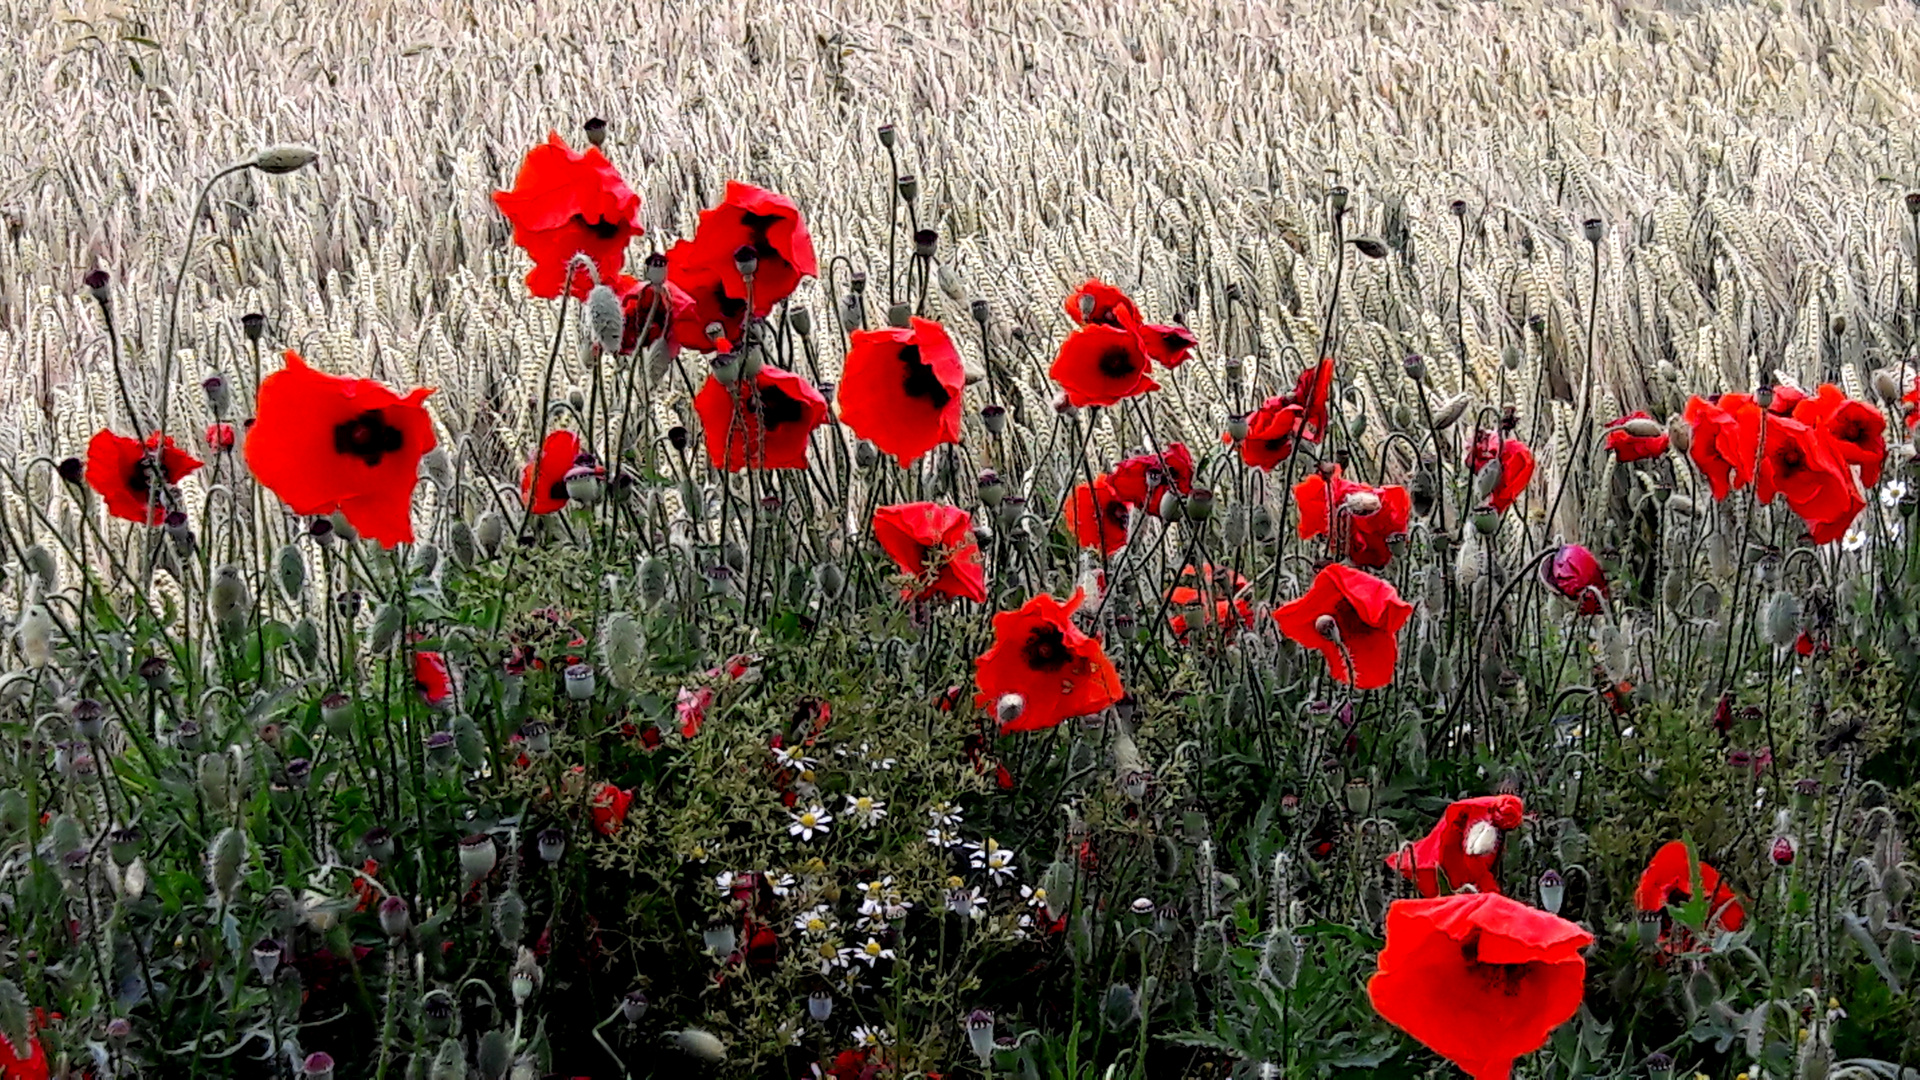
left=1385, top=795, right=1525, bottom=897
left=974, top=590, right=1122, bottom=733
left=1166, top=564, right=1253, bottom=641
left=1464, top=431, right=1536, bottom=513
left=693, top=365, right=831, bottom=471
left=1063, top=278, right=1197, bottom=367
left=244, top=351, right=436, bottom=547
left=1236, top=357, right=1333, bottom=470
left=1684, top=384, right=1879, bottom=543
left=873, top=502, right=986, bottom=603
left=84, top=430, right=203, bottom=525
left=1274, top=564, right=1413, bottom=689
left=837, top=318, right=966, bottom=466
left=590, top=782, right=633, bottom=836
left=1293, top=463, right=1411, bottom=569
left=680, top=181, right=818, bottom=317
left=492, top=133, right=644, bottom=300
left=1062, top=474, right=1131, bottom=555
left=1108, top=443, right=1195, bottom=515
left=1368, top=891, right=1592, bottom=1080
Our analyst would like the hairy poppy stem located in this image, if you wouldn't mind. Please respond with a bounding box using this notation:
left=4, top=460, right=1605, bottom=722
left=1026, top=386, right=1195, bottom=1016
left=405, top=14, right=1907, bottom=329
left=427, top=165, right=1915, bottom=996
left=159, top=161, right=254, bottom=441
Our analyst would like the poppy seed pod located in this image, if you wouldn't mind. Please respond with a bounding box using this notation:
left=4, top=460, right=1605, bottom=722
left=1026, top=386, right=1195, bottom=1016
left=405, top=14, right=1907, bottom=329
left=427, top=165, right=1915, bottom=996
left=57, top=456, right=84, bottom=485
left=978, top=470, right=1007, bottom=507
left=1907, top=191, right=1920, bottom=216
left=362, top=826, right=395, bottom=864
left=1449, top=199, right=1468, bottom=216
left=459, top=833, right=498, bottom=883
left=320, top=692, right=355, bottom=736
left=732, top=245, right=758, bottom=282
left=786, top=306, right=812, bottom=336
left=887, top=302, right=911, bottom=328
left=564, top=464, right=605, bottom=504
left=1328, top=186, right=1349, bottom=212
left=285, top=757, right=313, bottom=788
left=1402, top=353, right=1428, bottom=382
left=563, top=663, right=596, bottom=700
left=203, top=374, right=231, bottom=417
left=378, top=895, right=411, bottom=938
left=970, top=298, right=990, bottom=325
left=109, top=825, right=145, bottom=867
left=1185, top=488, right=1215, bottom=521
left=1538, top=869, right=1566, bottom=913
left=897, top=174, right=918, bottom=202
left=966, top=1009, right=996, bottom=1065
left=425, top=730, right=457, bottom=768
left=84, top=268, right=111, bottom=304
left=70, top=698, right=106, bottom=740
left=241, top=311, right=266, bottom=341
left=1582, top=218, right=1604, bottom=243
left=420, top=990, right=456, bottom=1035
left=709, top=352, right=742, bottom=384
left=913, top=229, right=938, bottom=257
left=208, top=826, right=247, bottom=901
left=252, top=144, right=319, bottom=174
left=1226, top=413, right=1250, bottom=441
left=582, top=115, right=607, bottom=146
left=251, top=938, right=282, bottom=981
left=980, top=403, right=1007, bottom=434
left=537, top=827, right=567, bottom=864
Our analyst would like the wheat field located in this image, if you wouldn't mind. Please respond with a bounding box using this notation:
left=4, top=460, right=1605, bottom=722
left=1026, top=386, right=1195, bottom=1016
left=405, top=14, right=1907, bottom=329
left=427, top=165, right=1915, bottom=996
left=2, top=0, right=1918, bottom=516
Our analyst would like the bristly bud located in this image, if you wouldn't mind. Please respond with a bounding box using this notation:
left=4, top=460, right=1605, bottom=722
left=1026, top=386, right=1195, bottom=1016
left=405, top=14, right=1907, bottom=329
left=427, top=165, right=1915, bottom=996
left=208, top=826, right=247, bottom=901
left=495, top=888, right=527, bottom=945
left=1762, top=591, right=1802, bottom=647
left=241, top=312, right=266, bottom=341
left=429, top=1038, right=465, bottom=1080
left=897, top=174, right=919, bottom=202
left=583, top=116, right=607, bottom=147
left=329, top=510, right=357, bottom=542
left=584, top=283, right=623, bottom=353
left=252, top=144, right=319, bottom=175
left=475, top=511, right=505, bottom=556
left=84, top=268, right=111, bottom=305
left=449, top=520, right=477, bottom=567
left=1313, top=615, right=1341, bottom=642
left=995, top=693, right=1026, bottom=725
left=673, top=1029, right=727, bottom=1064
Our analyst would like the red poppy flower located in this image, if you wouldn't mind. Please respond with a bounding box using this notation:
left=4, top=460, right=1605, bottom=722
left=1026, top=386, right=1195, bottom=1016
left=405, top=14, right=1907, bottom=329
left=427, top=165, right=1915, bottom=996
left=973, top=590, right=1122, bottom=733
left=837, top=318, right=966, bottom=466
left=414, top=652, right=453, bottom=707
left=1368, top=891, right=1592, bottom=1080
left=1767, top=383, right=1808, bottom=414
left=663, top=240, right=748, bottom=352
left=206, top=422, right=237, bottom=453
left=683, top=181, right=818, bottom=315
left=693, top=364, right=830, bottom=471
left=1602, top=411, right=1669, bottom=462
left=1293, top=464, right=1411, bottom=569
left=1793, top=384, right=1887, bottom=487
left=1168, top=564, right=1254, bottom=640
left=1050, top=324, right=1158, bottom=407
left=1063, top=474, right=1131, bottom=555
left=521, top=430, right=581, bottom=515
left=1134, top=322, right=1198, bottom=368
left=1274, top=564, right=1413, bottom=689
left=1109, top=443, right=1195, bottom=513
left=590, top=783, right=633, bottom=836
left=1286, top=357, right=1335, bottom=444
left=1063, top=279, right=1143, bottom=328
left=1238, top=397, right=1303, bottom=470
left=1635, top=840, right=1745, bottom=933
left=492, top=132, right=644, bottom=300
left=1464, top=432, right=1536, bottom=513
left=1755, top=412, right=1864, bottom=544
left=84, top=430, right=204, bottom=525
left=872, top=502, right=986, bottom=603
left=245, top=351, right=436, bottom=548
left=615, top=274, right=708, bottom=356
left=1385, top=795, right=1525, bottom=897
left=0, top=1011, right=49, bottom=1080
left=1541, top=544, right=1608, bottom=615
left=1682, top=393, right=1761, bottom=501
left=676, top=685, right=714, bottom=738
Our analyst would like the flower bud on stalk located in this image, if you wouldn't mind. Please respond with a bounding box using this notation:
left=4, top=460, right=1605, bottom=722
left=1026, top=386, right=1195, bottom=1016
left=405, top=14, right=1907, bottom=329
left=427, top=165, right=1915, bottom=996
left=208, top=826, right=248, bottom=902
left=459, top=833, right=498, bottom=884
left=378, top=895, right=411, bottom=939
left=587, top=283, right=624, bottom=354
left=203, top=374, right=231, bottom=417
left=24, top=544, right=57, bottom=596
left=475, top=511, right=505, bottom=556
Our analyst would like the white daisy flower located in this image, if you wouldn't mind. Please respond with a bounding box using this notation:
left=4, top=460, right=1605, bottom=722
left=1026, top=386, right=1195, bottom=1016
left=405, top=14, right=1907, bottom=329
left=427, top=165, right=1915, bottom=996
left=1020, top=884, right=1050, bottom=909
left=795, top=904, right=837, bottom=936
left=1841, top=526, right=1867, bottom=552
left=927, top=801, right=965, bottom=829
left=772, top=746, right=818, bottom=771
left=789, top=805, right=834, bottom=842
left=854, top=935, right=896, bottom=966
left=1882, top=479, right=1909, bottom=507
left=947, top=885, right=987, bottom=918
left=925, top=827, right=962, bottom=849
left=713, top=871, right=737, bottom=895
left=845, top=794, right=887, bottom=829
left=851, top=1024, right=892, bottom=1048
left=968, top=838, right=1018, bottom=884
left=813, top=937, right=852, bottom=975
left=767, top=871, right=797, bottom=897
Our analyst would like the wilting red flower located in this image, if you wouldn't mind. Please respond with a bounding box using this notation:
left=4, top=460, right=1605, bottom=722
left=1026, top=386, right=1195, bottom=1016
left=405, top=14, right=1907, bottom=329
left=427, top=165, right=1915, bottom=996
left=85, top=430, right=204, bottom=525
left=663, top=240, right=747, bottom=352
left=522, top=430, right=582, bottom=515
left=1542, top=544, right=1608, bottom=615
left=1051, top=324, right=1159, bottom=407
left=245, top=352, right=437, bottom=547
left=974, top=590, right=1122, bottom=733
left=676, top=685, right=714, bottom=738
left=1793, top=383, right=1887, bottom=487
left=1293, top=464, right=1411, bottom=569
left=492, top=132, right=644, bottom=300
left=1063, top=475, right=1131, bottom=555
left=1682, top=393, right=1761, bottom=501
left=693, top=364, right=830, bottom=471
left=1603, top=411, right=1668, bottom=462
left=1109, top=443, right=1195, bottom=513
left=1167, top=564, right=1253, bottom=640
left=1134, top=322, right=1198, bottom=368
left=1385, top=795, right=1526, bottom=897
left=1755, top=412, right=1864, bottom=544
left=683, top=181, right=818, bottom=314
left=1368, top=891, right=1592, bottom=1080
left=1635, top=840, right=1746, bottom=933
left=589, top=783, right=633, bottom=836
left=414, top=652, right=453, bottom=707
left=1063, top=280, right=1143, bottom=328
left=1274, top=564, right=1413, bottom=689
left=205, top=422, right=237, bottom=453
left=837, top=318, right=966, bottom=466
left=1238, top=397, right=1303, bottom=470
left=616, top=274, right=708, bottom=356
left=1464, top=431, right=1536, bottom=513
left=873, top=502, right=986, bottom=603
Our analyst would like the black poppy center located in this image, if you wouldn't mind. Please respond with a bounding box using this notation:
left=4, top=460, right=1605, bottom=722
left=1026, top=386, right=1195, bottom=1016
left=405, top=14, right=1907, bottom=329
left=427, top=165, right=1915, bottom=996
left=1102, top=497, right=1130, bottom=530
left=1022, top=626, right=1073, bottom=672
left=1459, top=933, right=1536, bottom=996
left=755, top=385, right=804, bottom=431
left=333, top=409, right=405, bottom=466
left=1097, top=347, right=1139, bottom=379
left=571, top=214, right=624, bottom=240
left=1773, top=444, right=1807, bottom=478
left=898, top=344, right=952, bottom=410
left=740, top=211, right=785, bottom=262
left=1832, top=417, right=1868, bottom=445
left=124, top=453, right=167, bottom=496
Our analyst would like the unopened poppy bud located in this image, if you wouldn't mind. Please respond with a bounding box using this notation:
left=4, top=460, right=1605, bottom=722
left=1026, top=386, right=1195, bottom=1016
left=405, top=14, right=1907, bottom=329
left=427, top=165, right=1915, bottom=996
left=252, top=144, right=319, bottom=175
left=1342, top=491, right=1382, bottom=517
left=471, top=510, right=505, bottom=557
left=459, top=833, right=497, bottom=883
left=980, top=403, right=1007, bottom=434
left=1872, top=368, right=1902, bottom=404
left=977, top=471, right=1006, bottom=506
left=211, top=564, right=251, bottom=623
left=241, top=312, right=266, bottom=341
left=855, top=441, right=879, bottom=469
left=1350, top=236, right=1388, bottom=259
left=1185, top=488, right=1215, bottom=521
left=1666, top=415, right=1692, bottom=453
left=1908, top=192, right=1920, bottom=216
left=996, top=693, right=1025, bottom=725
left=897, top=174, right=918, bottom=202
left=1763, top=590, right=1802, bottom=647
left=1538, top=869, right=1565, bottom=913
left=586, top=284, right=624, bottom=354
left=57, top=456, right=83, bottom=485
left=1430, top=393, right=1470, bottom=431
left=1402, top=353, right=1427, bottom=382
left=887, top=302, right=911, bottom=328
left=328, top=510, right=357, bottom=542
left=709, top=352, right=742, bottom=384
left=1619, top=416, right=1663, bottom=438
left=85, top=268, right=111, bottom=304
left=1328, top=186, right=1348, bottom=212
left=913, top=229, right=938, bottom=257
left=208, top=826, right=247, bottom=901
left=251, top=938, right=282, bottom=981
left=1251, top=505, right=1276, bottom=542
left=563, top=662, right=596, bottom=700
left=1313, top=615, right=1341, bottom=642
left=1582, top=218, right=1604, bottom=243
left=1226, top=413, right=1249, bottom=441
left=378, top=895, right=411, bottom=938
left=203, top=374, right=231, bottom=417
